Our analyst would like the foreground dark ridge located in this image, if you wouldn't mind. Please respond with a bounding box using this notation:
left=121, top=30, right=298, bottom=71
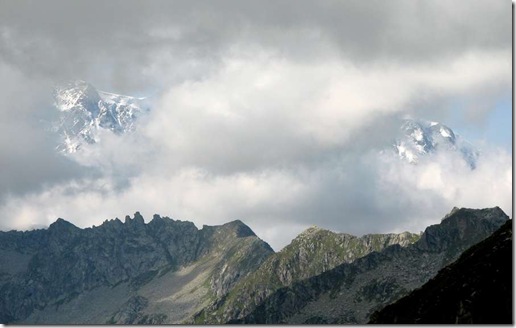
left=369, top=219, right=512, bottom=324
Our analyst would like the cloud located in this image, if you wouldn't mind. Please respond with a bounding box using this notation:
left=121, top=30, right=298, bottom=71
left=0, top=62, right=88, bottom=200
left=0, top=47, right=511, bottom=250
left=1, top=136, right=510, bottom=251
left=142, top=48, right=509, bottom=172
left=376, top=146, right=513, bottom=232
left=0, top=1, right=511, bottom=250
left=0, top=0, right=510, bottom=93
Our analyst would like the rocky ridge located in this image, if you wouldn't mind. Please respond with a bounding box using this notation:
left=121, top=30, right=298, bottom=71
left=191, top=227, right=420, bottom=323
left=229, top=207, right=508, bottom=324
left=0, top=213, right=273, bottom=324
left=0, top=207, right=508, bottom=324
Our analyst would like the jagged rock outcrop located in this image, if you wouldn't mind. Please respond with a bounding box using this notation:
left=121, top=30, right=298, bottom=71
left=369, top=219, right=512, bottom=324
left=230, top=207, right=508, bottom=324
left=0, top=213, right=273, bottom=324
left=191, top=227, right=420, bottom=323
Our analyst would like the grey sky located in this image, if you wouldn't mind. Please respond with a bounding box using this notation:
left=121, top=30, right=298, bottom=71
left=0, top=0, right=510, bottom=92
left=0, top=0, right=511, bottom=250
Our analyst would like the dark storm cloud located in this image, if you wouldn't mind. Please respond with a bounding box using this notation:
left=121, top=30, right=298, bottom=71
left=0, top=0, right=510, bottom=93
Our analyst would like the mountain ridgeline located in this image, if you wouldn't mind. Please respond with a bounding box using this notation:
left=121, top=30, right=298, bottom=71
left=217, top=207, right=509, bottom=324
left=0, top=207, right=509, bottom=324
left=0, top=214, right=273, bottom=324
left=190, top=227, right=419, bottom=323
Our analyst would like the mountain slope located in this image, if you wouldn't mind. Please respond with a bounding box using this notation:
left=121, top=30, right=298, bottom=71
left=191, top=227, right=419, bottom=323
left=369, top=219, right=512, bottom=324
left=0, top=214, right=273, bottom=324
left=232, top=207, right=508, bottom=324
left=52, top=80, right=149, bottom=153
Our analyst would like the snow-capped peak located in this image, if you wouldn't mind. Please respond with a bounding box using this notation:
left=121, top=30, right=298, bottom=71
left=53, top=80, right=101, bottom=113
left=393, top=119, right=479, bottom=169
left=52, top=80, right=149, bottom=153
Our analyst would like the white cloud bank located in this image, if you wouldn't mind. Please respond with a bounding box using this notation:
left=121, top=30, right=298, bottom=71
left=0, top=48, right=511, bottom=250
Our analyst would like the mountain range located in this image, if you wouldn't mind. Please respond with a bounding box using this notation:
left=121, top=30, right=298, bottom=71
left=37, top=82, right=507, bottom=324
left=51, top=81, right=479, bottom=170
left=0, top=207, right=509, bottom=324
left=216, top=207, right=508, bottom=324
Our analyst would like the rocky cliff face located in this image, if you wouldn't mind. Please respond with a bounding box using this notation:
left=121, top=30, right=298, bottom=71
left=0, top=213, right=273, bottom=324
left=191, top=227, right=420, bottom=323
left=369, top=219, right=512, bottom=324
left=231, top=207, right=508, bottom=324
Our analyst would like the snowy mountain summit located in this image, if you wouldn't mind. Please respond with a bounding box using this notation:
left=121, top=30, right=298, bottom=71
left=52, top=80, right=149, bottom=153
left=394, top=119, right=479, bottom=169
left=51, top=81, right=478, bottom=170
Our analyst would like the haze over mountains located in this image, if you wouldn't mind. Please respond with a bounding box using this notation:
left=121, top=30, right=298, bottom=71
left=0, top=207, right=509, bottom=324
left=12, top=80, right=500, bottom=253
left=52, top=80, right=479, bottom=171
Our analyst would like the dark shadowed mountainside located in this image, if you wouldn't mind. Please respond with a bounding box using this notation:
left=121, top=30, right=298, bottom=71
left=369, top=219, right=512, bottom=324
